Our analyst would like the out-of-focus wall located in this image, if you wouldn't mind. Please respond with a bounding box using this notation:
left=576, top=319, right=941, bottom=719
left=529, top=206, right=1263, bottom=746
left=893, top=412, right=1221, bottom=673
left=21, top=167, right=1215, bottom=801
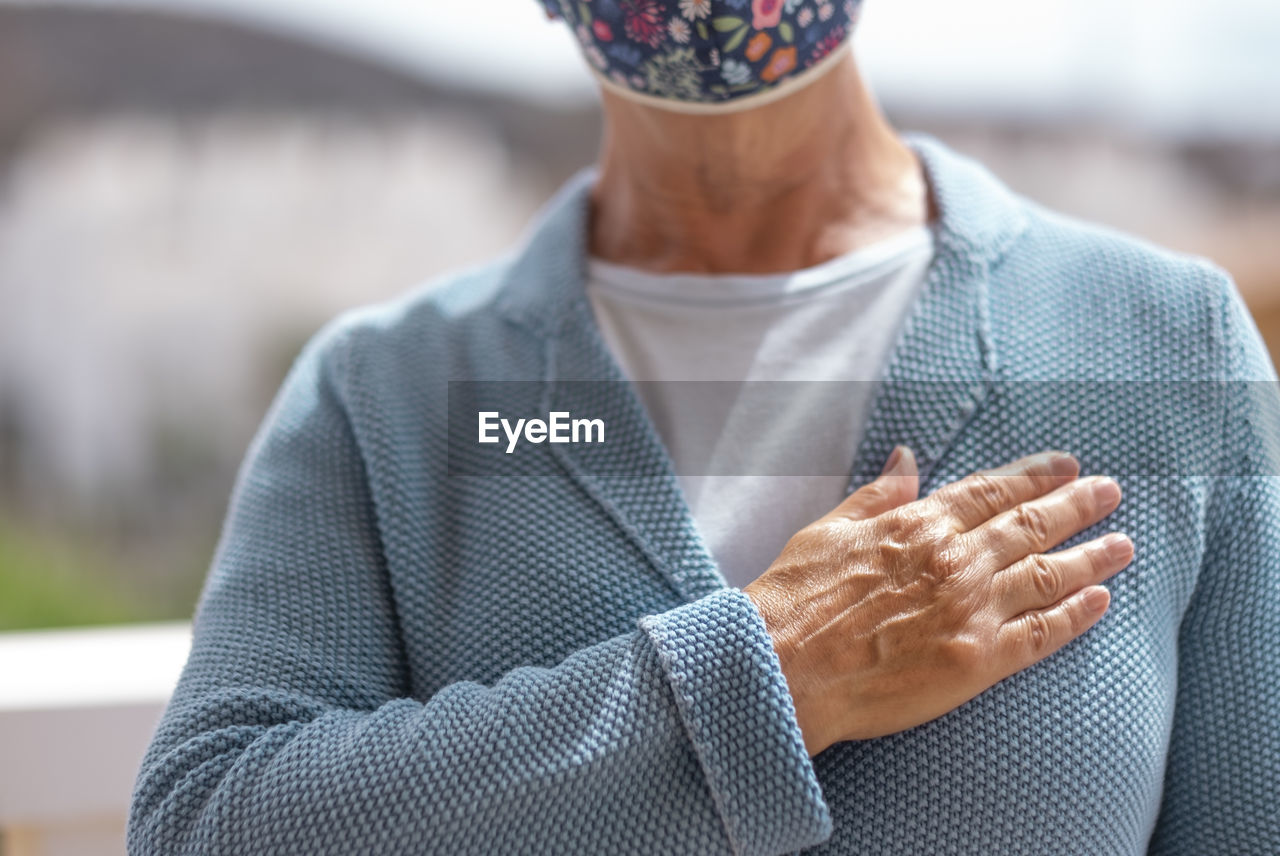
left=0, top=6, right=601, bottom=629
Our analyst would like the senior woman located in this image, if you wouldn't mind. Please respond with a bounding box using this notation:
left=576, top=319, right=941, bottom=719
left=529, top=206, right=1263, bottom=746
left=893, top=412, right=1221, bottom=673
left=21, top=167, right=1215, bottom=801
left=129, top=2, right=1280, bottom=854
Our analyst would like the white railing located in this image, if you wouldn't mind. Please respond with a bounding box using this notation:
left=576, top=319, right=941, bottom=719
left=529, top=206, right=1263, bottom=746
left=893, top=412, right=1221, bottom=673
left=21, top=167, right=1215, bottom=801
left=0, top=623, right=191, bottom=856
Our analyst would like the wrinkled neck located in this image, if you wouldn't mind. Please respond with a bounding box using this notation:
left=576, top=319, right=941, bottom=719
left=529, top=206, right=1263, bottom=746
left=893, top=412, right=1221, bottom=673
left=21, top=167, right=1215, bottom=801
left=588, top=52, right=933, bottom=275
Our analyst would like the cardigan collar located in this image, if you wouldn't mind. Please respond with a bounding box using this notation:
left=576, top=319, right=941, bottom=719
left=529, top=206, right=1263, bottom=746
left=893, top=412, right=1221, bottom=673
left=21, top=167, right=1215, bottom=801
left=492, top=132, right=1030, bottom=600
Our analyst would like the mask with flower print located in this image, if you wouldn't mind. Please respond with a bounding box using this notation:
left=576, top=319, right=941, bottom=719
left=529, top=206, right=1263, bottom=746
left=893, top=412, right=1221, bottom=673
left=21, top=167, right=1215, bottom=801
left=539, top=0, right=864, bottom=112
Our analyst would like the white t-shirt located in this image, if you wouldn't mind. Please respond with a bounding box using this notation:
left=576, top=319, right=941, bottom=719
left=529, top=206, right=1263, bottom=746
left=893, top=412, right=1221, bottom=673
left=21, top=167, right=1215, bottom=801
left=585, top=224, right=936, bottom=588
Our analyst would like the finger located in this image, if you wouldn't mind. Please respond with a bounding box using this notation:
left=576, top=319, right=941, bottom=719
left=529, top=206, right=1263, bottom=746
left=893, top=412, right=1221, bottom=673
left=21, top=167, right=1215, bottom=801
left=995, top=533, right=1133, bottom=617
left=830, top=446, right=920, bottom=522
left=966, top=475, right=1122, bottom=573
left=925, top=451, right=1080, bottom=533
left=998, top=585, right=1110, bottom=669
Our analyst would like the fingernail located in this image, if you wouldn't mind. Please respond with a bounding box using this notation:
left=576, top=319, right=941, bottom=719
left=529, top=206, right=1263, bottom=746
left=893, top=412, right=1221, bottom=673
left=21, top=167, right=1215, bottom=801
left=1092, top=477, right=1121, bottom=505
left=1103, top=532, right=1132, bottom=561
left=1049, top=453, right=1078, bottom=478
left=1083, top=586, right=1110, bottom=612
left=881, top=446, right=903, bottom=476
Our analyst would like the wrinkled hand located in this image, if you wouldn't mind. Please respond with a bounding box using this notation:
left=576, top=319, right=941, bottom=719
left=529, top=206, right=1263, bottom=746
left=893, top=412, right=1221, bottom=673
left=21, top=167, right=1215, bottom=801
left=743, top=447, right=1131, bottom=756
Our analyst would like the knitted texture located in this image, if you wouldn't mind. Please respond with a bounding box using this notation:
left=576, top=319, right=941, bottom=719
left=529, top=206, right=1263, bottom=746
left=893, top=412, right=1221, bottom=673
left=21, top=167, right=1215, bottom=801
left=129, top=134, right=1280, bottom=855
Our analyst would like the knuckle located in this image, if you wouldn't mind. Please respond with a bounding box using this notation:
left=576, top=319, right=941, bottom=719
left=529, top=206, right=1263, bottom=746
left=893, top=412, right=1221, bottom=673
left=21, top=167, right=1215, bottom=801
left=887, top=505, right=933, bottom=543
left=932, top=542, right=966, bottom=579
left=874, top=535, right=909, bottom=574
left=1013, top=503, right=1051, bottom=547
left=1028, top=555, right=1060, bottom=602
left=1070, top=482, right=1096, bottom=520
left=939, top=635, right=985, bottom=674
left=968, top=474, right=1010, bottom=514
left=1024, top=611, right=1054, bottom=655
left=930, top=481, right=961, bottom=507
left=1067, top=597, right=1091, bottom=635
left=1084, top=541, right=1108, bottom=575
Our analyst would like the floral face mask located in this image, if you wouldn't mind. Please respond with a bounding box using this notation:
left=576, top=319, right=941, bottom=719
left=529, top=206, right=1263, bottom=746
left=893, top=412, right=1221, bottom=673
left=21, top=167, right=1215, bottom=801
left=540, top=0, right=864, bottom=113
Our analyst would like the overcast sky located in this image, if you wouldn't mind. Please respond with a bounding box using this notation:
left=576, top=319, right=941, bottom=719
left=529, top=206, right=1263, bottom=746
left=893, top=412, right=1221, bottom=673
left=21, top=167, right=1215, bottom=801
left=10, top=0, right=1280, bottom=138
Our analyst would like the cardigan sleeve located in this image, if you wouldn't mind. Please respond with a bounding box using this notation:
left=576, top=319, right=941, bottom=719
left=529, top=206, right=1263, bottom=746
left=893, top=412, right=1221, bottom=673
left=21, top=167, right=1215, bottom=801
left=1147, top=269, right=1280, bottom=854
left=126, top=320, right=831, bottom=856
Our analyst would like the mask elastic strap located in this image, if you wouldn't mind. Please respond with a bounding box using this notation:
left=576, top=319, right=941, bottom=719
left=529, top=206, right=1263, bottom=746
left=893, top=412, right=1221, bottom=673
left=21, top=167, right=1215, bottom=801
left=584, top=37, right=854, bottom=115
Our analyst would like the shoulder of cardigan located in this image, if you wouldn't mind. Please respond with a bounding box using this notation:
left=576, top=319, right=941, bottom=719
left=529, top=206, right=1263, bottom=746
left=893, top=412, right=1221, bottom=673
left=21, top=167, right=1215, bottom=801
left=492, top=131, right=1031, bottom=340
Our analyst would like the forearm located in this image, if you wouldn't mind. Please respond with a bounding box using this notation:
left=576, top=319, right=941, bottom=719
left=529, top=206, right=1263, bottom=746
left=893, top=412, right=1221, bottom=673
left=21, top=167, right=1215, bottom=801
left=129, top=590, right=831, bottom=856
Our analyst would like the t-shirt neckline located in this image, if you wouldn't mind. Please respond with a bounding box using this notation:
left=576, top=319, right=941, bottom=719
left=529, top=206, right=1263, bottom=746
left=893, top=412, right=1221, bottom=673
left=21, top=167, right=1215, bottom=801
left=585, top=222, right=936, bottom=306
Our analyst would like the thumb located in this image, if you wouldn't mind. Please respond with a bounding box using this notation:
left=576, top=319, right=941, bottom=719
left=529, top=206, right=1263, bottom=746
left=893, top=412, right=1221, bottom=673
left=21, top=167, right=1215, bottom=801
left=832, top=446, right=920, bottom=521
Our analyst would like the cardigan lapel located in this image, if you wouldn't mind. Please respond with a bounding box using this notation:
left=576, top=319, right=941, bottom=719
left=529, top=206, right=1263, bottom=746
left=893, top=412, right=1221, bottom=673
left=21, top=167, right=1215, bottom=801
left=493, top=132, right=1029, bottom=601
left=495, top=168, right=730, bottom=602
left=845, top=133, right=1030, bottom=492
left=547, top=320, right=731, bottom=602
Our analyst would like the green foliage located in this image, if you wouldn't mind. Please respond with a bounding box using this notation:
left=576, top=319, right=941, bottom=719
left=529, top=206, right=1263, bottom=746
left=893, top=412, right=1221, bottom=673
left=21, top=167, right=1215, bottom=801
left=0, top=519, right=149, bottom=630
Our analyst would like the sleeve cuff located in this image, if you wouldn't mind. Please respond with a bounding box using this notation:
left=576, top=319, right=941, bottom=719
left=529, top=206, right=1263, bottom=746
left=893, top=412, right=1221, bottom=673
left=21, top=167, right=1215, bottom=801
left=639, top=587, right=832, bottom=855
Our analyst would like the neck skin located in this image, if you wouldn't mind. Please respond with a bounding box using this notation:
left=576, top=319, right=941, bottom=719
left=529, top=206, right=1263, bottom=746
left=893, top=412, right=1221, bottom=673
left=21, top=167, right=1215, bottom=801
left=588, top=50, right=935, bottom=275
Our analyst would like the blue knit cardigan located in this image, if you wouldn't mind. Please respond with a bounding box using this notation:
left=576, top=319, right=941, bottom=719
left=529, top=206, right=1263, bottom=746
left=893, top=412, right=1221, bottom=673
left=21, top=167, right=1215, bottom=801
left=129, top=134, right=1280, bottom=855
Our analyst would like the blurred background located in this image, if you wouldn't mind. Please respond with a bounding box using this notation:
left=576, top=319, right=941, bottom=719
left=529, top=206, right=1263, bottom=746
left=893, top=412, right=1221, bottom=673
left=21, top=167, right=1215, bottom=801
left=0, top=0, right=1277, bottom=852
